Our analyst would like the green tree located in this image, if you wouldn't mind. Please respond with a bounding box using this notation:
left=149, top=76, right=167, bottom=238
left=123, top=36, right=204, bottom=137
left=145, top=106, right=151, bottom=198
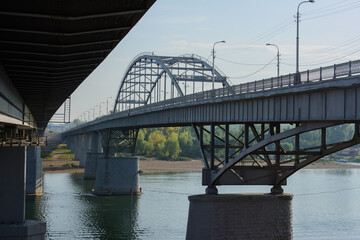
left=164, top=132, right=181, bottom=159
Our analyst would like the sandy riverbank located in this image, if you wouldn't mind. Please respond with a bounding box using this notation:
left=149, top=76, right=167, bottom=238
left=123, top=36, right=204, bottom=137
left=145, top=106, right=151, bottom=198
left=43, top=157, right=360, bottom=174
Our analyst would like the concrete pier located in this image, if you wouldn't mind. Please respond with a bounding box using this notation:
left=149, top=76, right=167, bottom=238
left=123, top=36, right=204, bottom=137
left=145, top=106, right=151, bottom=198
left=0, top=147, right=46, bottom=239
left=93, top=156, right=141, bottom=195
left=186, top=193, right=293, bottom=240
left=84, top=133, right=100, bottom=179
left=26, top=146, right=43, bottom=195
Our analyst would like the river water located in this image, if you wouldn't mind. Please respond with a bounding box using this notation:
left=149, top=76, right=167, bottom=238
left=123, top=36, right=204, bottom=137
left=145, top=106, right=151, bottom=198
left=26, top=169, right=360, bottom=239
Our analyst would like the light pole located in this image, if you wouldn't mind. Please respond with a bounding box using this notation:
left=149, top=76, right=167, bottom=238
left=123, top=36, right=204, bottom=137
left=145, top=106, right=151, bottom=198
left=266, top=43, right=280, bottom=77
left=212, top=40, right=225, bottom=90
left=129, top=170, right=143, bottom=240
left=99, top=102, right=105, bottom=117
left=92, top=105, right=97, bottom=120
left=296, top=0, right=315, bottom=84
left=106, top=97, right=112, bottom=114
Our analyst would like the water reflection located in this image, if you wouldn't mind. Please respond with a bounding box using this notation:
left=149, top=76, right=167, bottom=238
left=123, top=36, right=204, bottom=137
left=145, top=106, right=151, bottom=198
left=26, top=173, right=141, bottom=240
left=26, top=170, right=360, bottom=239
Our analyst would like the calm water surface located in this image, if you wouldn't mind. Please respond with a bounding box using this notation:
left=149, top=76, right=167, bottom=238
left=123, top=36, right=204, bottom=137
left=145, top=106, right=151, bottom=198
left=26, top=169, right=360, bottom=239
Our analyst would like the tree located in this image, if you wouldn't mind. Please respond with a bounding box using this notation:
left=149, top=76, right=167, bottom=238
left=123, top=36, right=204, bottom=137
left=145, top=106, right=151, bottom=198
left=164, top=132, right=181, bottom=159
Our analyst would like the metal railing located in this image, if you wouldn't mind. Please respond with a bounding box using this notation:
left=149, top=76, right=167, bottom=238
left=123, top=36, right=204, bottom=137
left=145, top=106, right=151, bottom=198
left=118, top=60, right=360, bottom=117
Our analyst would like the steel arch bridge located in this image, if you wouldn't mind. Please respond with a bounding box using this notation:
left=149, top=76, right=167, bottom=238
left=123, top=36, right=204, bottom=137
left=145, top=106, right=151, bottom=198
left=113, top=53, right=229, bottom=112
left=65, top=57, right=360, bottom=194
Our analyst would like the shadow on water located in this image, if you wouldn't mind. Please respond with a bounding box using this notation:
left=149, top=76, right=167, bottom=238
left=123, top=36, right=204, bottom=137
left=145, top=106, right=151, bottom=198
left=26, top=172, right=143, bottom=240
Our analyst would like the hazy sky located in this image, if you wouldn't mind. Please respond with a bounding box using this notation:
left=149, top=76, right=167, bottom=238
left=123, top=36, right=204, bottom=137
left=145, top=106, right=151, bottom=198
left=65, top=0, right=360, bottom=121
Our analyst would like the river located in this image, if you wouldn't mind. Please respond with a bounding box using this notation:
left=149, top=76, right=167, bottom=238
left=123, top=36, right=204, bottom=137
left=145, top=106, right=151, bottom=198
left=26, top=169, right=360, bottom=239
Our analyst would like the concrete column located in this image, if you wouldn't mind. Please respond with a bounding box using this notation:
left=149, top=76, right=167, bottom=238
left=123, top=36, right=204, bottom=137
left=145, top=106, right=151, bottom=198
left=26, top=146, right=43, bottom=195
left=79, top=134, right=89, bottom=168
left=84, top=132, right=99, bottom=179
left=93, top=156, right=141, bottom=195
left=186, top=193, right=293, bottom=240
left=0, top=147, right=46, bottom=239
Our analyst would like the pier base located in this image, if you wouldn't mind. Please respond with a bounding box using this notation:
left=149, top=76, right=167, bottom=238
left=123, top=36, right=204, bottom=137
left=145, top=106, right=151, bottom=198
left=0, top=147, right=46, bottom=239
left=186, top=193, right=293, bottom=240
left=84, top=152, right=98, bottom=179
left=0, top=220, right=46, bottom=240
left=93, top=156, right=141, bottom=195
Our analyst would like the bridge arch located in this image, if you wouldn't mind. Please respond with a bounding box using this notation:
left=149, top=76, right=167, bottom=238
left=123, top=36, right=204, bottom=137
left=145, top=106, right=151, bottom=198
left=113, top=53, right=229, bottom=112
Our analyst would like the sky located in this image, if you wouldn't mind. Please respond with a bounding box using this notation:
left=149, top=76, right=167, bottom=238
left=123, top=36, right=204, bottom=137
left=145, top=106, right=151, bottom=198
left=63, top=0, right=360, bottom=121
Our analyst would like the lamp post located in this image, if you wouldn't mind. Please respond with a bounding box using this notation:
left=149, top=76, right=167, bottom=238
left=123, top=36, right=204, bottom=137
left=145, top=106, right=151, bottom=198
left=106, top=97, right=112, bottom=114
left=92, top=105, right=97, bottom=120
left=99, top=102, right=105, bottom=117
left=212, top=40, right=225, bottom=90
left=129, top=170, right=143, bottom=240
left=266, top=43, right=280, bottom=77
left=296, top=0, right=315, bottom=84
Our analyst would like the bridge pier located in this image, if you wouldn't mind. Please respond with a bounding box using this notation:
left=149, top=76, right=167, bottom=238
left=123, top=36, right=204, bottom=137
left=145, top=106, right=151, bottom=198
left=186, top=193, right=293, bottom=240
left=84, top=132, right=101, bottom=179
left=93, top=156, right=141, bottom=195
left=78, top=135, right=88, bottom=168
left=0, top=147, right=46, bottom=239
left=26, top=146, right=43, bottom=195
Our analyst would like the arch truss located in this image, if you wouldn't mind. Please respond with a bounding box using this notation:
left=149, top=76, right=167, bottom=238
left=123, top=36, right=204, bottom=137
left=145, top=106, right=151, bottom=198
left=113, top=53, right=229, bottom=112
left=195, top=122, right=360, bottom=194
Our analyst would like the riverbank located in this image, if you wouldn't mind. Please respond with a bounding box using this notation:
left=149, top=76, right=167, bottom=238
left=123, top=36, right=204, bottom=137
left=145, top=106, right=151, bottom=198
left=43, top=157, right=360, bottom=174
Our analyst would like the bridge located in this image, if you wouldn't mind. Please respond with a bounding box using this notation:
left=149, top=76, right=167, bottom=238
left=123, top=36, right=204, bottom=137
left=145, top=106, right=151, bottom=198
left=64, top=54, right=360, bottom=191
left=62, top=54, right=360, bottom=238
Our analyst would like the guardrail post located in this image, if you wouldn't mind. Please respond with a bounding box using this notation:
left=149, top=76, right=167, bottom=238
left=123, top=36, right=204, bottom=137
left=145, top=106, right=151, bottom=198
left=333, top=64, right=336, bottom=79
left=320, top=67, right=322, bottom=81
left=280, top=76, right=283, bottom=87
left=247, top=82, right=249, bottom=93
left=262, top=79, right=265, bottom=90
left=349, top=60, right=352, bottom=76
left=271, top=77, right=273, bottom=89
left=240, top=84, right=242, bottom=93
left=254, top=81, right=257, bottom=91
left=307, top=70, right=309, bottom=83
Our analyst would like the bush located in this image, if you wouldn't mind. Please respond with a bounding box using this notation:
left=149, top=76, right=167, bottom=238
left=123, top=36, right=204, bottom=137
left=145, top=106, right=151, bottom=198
left=63, top=162, right=78, bottom=168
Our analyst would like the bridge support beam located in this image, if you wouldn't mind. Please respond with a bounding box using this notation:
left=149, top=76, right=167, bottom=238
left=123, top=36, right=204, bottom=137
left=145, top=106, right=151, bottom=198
left=93, top=156, right=141, bottom=195
left=186, top=193, right=293, bottom=240
left=26, top=146, right=43, bottom=195
left=84, top=132, right=100, bottom=179
left=0, top=147, right=46, bottom=239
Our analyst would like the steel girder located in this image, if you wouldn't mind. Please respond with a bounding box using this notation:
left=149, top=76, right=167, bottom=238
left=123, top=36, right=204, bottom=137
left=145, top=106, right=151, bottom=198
left=195, top=122, right=360, bottom=193
left=113, top=53, right=229, bottom=112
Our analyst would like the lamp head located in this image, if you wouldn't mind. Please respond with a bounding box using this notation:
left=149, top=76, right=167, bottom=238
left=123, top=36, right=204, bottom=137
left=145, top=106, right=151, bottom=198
left=266, top=43, right=271, bottom=46
left=221, top=40, right=226, bottom=43
left=309, top=0, right=315, bottom=3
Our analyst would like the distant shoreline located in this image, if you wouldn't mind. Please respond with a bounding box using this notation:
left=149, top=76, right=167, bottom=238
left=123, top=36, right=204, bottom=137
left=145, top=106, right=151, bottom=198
left=43, top=158, right=360, bottom=174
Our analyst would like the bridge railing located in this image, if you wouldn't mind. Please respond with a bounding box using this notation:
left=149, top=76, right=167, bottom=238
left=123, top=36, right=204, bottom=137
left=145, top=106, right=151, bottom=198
left=80, top=59, right=360, bottom=124
left=121, top=60, right=360, bottom=116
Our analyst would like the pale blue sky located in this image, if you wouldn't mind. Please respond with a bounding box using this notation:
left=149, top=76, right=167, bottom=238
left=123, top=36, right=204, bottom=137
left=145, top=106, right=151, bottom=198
left=66, top=0, right=360, bottom=120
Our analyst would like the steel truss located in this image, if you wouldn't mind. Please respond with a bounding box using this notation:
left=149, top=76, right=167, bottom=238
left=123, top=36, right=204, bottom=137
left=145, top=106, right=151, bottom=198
left=113, top=53, right=229, bottom=112
left=101, top=128, right=139, bottom=157
left=194, top=122, right=360, bottom=193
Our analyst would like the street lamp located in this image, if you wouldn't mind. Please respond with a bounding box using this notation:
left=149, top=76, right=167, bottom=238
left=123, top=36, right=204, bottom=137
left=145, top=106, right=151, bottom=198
left=212, top=40, right=226, bottom=90
left=129, top=170, right=143, bottom=240
left=296, top=0, right=315, bottom=84
left=106, top=97, right=112, bottom=115
left=92, top=105, right=97, bottom=120
left=99, top=102, right=105, bottom=117
left=266, top=43, right=280, bottom=77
